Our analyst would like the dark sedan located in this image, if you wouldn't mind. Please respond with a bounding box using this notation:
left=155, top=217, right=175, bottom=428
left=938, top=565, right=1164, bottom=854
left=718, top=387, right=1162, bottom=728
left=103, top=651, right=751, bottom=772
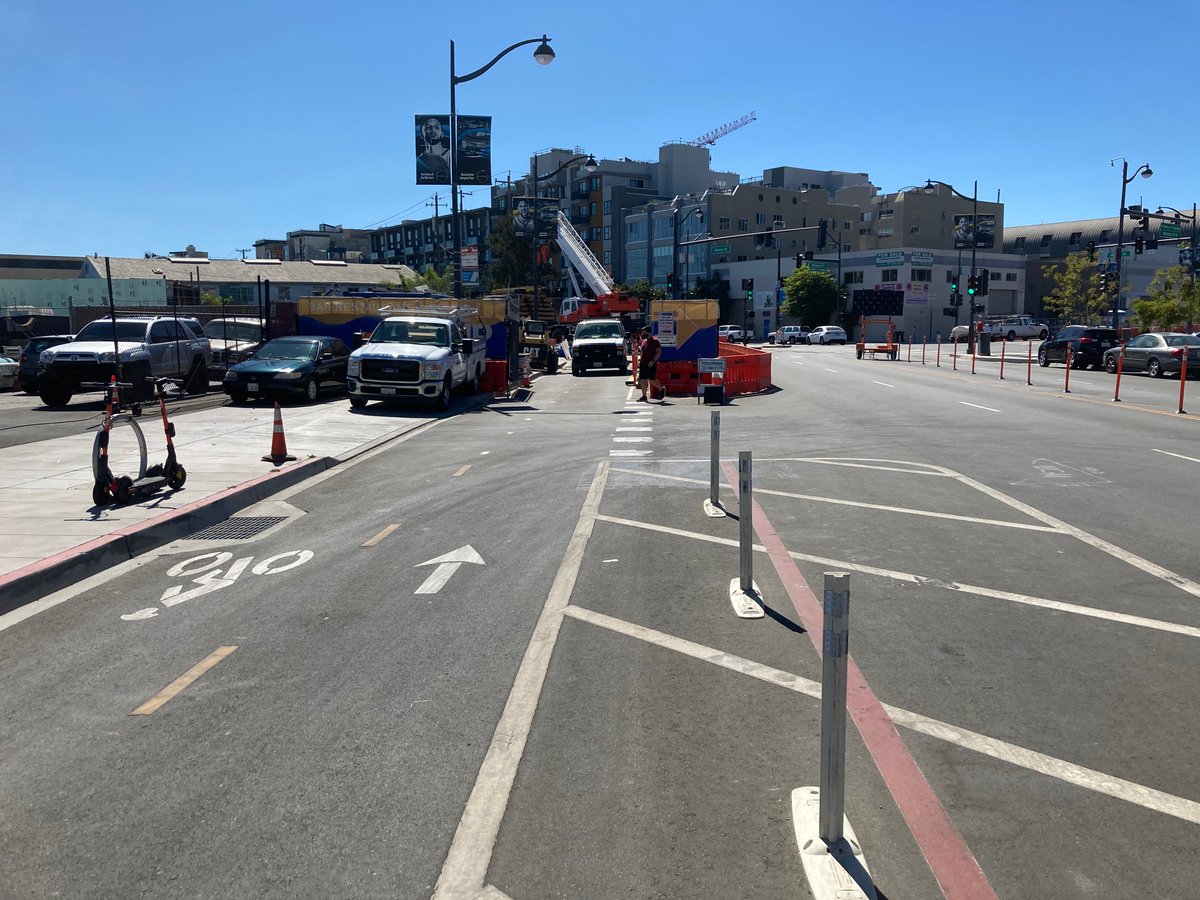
left=1104, top=332, right=1200, bottom=378
left=223, top=336, right=350, bottom=403
left=16, top=334, right=74, bottom=394
left=1037, top=325, right=1119, bottom=369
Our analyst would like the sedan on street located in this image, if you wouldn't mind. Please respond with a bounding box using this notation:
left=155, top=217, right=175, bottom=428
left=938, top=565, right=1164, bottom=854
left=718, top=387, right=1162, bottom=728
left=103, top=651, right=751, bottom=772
left=1104, top=332, right=1200, bottom=378
left=223, top=336, right=351, bottom=403
left=15, top=334, right=74, bottom=394
left=0, top=356, right=16, bottom=391
left=808, top=325, right=847, bottom=345
left=1037, top=325, right=1119, bottom=369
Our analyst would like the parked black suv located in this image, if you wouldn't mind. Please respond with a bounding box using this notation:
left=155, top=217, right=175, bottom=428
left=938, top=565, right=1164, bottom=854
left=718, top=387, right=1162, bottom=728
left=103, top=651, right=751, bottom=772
left=1037, top=326, right=1119, bottom=370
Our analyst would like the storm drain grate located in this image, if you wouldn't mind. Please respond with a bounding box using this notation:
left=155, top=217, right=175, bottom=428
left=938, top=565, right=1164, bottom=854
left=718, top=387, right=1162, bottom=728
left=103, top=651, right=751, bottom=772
left=183, top=516, right=288, bottom=541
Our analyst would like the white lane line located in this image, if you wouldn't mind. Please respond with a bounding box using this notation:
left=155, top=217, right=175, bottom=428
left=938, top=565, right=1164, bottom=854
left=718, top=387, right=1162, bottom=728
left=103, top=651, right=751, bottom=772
left=607, top=467, right=1057, bottom=532
left=959, top=401, right=1001, bottom=412
left=479, top=450, right=490, bottom=456
left=824, top=368, right=839, bottom=373
left=609, top=449, right=652, bottom=457
left=590, top=513, right=1200, bottom=640
left=433, top=462, right=611, bottom=898
left=950, top=470, right=1200, bottom=601
left=613, top=436, right=653, bottom=443
left=616, top=427, right=654, bottom=432
left=755, top=458, right=955, bottom=477
left=1153, top=448, right=1200, bottom=464
left=563, top=606, right=1200, bottom=827
left=874, top=381, right=895, bottom=388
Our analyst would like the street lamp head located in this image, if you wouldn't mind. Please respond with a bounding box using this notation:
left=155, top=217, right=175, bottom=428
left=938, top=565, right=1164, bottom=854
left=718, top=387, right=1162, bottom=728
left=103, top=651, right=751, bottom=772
left=922, top=180, right=937, bottom=194
left=1140, top=165, right=1153, bottom=179
left=533, top=36, right=555, bottom=65
left=583, top=154, right=598, bottom=172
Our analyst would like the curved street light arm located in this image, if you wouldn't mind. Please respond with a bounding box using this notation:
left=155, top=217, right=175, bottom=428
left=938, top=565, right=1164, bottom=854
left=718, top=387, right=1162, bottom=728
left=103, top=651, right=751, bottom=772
left=924, top=179, right=976, bottom=201
left=453, top=36, right=551, bottom=85
left=536, top=154, right=596, bottom=182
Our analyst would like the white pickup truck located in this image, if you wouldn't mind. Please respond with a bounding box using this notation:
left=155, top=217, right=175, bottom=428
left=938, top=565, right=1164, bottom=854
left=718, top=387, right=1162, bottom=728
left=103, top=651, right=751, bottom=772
left=982, top=315, right=1049, bottom=341
left=346, top=312, right=485, bottom=410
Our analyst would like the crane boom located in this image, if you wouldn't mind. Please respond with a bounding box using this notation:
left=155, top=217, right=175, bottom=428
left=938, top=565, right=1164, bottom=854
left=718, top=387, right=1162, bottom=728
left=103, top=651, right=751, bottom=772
left=691, top=111, right=757, bottom=147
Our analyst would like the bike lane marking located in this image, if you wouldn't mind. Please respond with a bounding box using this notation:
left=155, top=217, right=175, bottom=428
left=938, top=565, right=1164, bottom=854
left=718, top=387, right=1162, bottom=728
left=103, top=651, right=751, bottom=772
left=130, top=645, right=237, bottom=716
left=721, top=458, right=997, bottom=900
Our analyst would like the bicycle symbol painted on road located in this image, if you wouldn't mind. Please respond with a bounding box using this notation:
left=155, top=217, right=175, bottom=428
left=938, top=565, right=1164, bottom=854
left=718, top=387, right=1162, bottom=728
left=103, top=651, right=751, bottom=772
left=120, top=549, right=313, bottom=621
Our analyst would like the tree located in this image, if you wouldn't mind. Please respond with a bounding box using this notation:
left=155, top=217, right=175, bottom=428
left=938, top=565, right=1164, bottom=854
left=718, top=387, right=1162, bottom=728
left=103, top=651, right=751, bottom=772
left=485, top=216, right=533, bottom=290
left=200, top=288, right=233, bottom=306
left=1041, top=253, right=1104, bottom=322
left=417, top=266, right=451, bottom=294
left=616, top=279, right=666, bottom=304
left=781, top=267, right=838, bottom=325
left=1131, top=265, right=1200, bottom=332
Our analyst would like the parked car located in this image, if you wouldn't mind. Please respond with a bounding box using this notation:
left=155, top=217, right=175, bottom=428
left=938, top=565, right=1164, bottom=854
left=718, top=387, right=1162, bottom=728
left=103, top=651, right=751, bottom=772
left=0, top=356, right=16, bottom=391
left=16, top=334, right=73, bottom=394
left=769, top=325, right=810, bottom=345
left=36, top=316, right=212, bottom=407
left=1037, top=325, right=1119, bottom=369
left=204, top=317, right=264, bottom=379
left=1104, top=332, right=1200, bottom=378
left=808, top=325, right=848, bottom=345
left=223, top=336, right=351, bottom=403
left=982, top=315, right=1049, bottom=341
left=718, top=325, right=747, bottom=343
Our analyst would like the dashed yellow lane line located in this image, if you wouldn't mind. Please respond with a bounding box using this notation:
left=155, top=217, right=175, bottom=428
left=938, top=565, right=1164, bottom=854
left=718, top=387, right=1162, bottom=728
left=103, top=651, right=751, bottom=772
left=453, top=465, right=472, bottom=477
left=131, top=646, right=237, bottom=716
left=362, top=524, right=401, bottom=547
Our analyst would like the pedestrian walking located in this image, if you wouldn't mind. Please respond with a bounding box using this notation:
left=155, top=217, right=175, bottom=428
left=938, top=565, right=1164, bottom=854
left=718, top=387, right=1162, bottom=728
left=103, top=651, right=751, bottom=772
left=638, top=327, right=664, bottom=403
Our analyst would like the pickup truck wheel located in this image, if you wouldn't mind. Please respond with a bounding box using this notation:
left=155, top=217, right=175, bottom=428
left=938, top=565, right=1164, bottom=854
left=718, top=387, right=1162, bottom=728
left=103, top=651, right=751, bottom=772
left=349, top=396, right=368, bottom=409
left=1038, top=329, right=1049, bottom=340
left=39, top=384, right=72, bottom=408
left=437, top=375, right=452, bottom=411
left=184, top=358, right=207, bottom=395
left=1007, top=331, right=1017, bottom=342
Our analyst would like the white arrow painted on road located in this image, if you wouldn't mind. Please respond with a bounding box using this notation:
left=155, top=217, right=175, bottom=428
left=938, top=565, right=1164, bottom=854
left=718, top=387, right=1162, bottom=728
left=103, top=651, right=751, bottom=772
left=414, top=545, right=486, bottom=595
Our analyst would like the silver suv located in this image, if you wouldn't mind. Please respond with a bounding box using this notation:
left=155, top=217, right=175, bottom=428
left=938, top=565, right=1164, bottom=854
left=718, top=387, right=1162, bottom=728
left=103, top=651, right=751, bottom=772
left=37, top=315, right=212, bottom=407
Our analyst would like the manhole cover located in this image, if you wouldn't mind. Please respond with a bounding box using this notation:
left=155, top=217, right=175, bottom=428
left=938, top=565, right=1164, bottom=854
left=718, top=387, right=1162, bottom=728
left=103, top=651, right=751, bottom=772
left=183, top=516, right=287, bottom=541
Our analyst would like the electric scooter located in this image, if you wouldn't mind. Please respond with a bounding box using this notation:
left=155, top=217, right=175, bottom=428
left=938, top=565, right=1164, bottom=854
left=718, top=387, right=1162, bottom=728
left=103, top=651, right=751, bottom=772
left=91, top=376, right=187, bottom=506
left=90, top=375, right=132, bottom=507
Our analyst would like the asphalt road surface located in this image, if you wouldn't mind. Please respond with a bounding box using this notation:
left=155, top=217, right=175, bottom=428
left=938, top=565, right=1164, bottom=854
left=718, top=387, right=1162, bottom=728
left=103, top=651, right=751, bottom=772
left=2, top=348, right=1199, bottom=898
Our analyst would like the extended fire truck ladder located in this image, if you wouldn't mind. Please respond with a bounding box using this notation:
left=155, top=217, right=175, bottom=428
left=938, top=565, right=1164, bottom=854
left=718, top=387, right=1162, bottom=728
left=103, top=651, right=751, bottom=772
left=555, top=209, right=615, bottom=301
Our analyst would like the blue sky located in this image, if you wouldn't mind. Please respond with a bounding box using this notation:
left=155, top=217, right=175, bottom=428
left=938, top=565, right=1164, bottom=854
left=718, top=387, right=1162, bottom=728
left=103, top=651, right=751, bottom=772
left=3, top=0, right=1195, bottom=259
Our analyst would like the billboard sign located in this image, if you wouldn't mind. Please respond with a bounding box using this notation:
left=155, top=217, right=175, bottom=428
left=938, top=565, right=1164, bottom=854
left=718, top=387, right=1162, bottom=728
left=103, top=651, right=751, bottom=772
left=415, top=115, right=452, bottom=185
left=875, top=251, right=905, bottom=267
left=455, top=115, right=492, bottom=185
left=910, top=250, right=934, bottom=267
left=953, top=214, right=996, bottom=249
left=512, top=198, right=561, bottom=238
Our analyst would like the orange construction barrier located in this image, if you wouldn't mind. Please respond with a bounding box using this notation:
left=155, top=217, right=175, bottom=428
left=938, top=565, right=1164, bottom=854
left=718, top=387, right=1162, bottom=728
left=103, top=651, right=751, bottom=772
left=1112, top=348, right=1124, bottom=402
left=717, top=342, right=773, bottom=394
left=262, top=402, right=297, bottom=464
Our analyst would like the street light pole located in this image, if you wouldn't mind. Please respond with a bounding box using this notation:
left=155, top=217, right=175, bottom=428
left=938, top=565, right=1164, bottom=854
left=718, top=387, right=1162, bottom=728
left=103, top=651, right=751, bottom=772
left=1111, top=157, right=1153, bottom=326
left=449, top=34, right=555, bottom=299
left=671, top=202, right=704, bottom=299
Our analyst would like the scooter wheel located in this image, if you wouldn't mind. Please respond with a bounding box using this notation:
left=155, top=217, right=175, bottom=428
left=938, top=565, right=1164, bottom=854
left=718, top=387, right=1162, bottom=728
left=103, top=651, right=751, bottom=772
left=92, top=483, right=111, bottom=507
left=114, top=476, right=135, bottom=505
left=168, top=465, right=187, bottom=489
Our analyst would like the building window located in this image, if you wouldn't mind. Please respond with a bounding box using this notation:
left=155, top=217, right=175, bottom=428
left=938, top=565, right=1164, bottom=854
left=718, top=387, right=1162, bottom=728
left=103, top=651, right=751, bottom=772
left=882, top=268, right=898, bottom=281
left=1099, top=229, right=1112, bottom=241
left=589, top=176, right=600, bottom=191
left=604, top=225, right=611, bottom=240
left=909, top=225, right=920, bottom=234
left=790, top=239, right=797, bottom=248
left=590, top=202, right=598, bottom=216
left=737, top=218, right=748, bottom=232
left=1040, top=234, right=1053, bottom=247
left=990, top=270, right=1001, bottom=281
left=877, top=227, right=893, bottom=238
left=879, top=209, right=894, bottom=218
left=736, top=255, right=747, bottom=262
left=844, top=271, right=864, bottom=284
left=1014, top=237, right=1026, bottom=250
left=911, top=268, right=931, bottom=282
left=755, top=212, right=766, bottom=225
left=758, top=193, right=764, bottom=201
left=604, top=250, right=611, bottom=265
left=861, top=211, right=872, bottom=222
left=792, top=197, right=798, bottom=204
left=603, top=200, right=611, bottom=215
left=1069, top=231, right=1082, bottom=246
left=946, top=270, right=956, bottom=282
left=1006, top=272, right=1017, bottom=281
left=629, top=178, right=644, bottom=188
left=719, top=216, right=731, bottom=229
left=773, top=214, right=784, bottom=225
left=775, top=195, right=781, bottom=203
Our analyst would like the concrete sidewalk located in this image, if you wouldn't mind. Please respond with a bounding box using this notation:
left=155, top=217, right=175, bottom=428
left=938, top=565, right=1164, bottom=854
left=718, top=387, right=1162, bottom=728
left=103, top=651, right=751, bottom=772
left=0, top=400, right=438, bottom=611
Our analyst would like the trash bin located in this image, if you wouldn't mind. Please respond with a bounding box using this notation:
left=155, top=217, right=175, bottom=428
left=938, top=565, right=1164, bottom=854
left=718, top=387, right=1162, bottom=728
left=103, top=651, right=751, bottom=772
left=978, top=332, right=991, bottom=356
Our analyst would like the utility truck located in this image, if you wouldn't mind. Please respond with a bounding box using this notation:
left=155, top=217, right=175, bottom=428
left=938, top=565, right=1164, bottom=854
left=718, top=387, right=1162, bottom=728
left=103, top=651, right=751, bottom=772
left=346, top=306, right=485, bottom=410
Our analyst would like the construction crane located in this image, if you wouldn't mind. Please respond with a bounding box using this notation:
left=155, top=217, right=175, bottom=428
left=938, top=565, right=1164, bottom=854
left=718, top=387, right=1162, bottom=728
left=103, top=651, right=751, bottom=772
left=690, top=111, right=757, bottom=147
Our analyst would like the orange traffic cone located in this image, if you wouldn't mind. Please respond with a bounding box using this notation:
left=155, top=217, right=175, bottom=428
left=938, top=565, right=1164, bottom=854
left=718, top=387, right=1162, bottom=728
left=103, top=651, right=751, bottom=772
left=262, top=402, right=296, bottom=464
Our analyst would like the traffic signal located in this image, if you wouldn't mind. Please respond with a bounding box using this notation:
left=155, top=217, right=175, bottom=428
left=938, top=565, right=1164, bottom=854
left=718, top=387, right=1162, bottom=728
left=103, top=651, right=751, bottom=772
left=967, top=274, right=979, bottom=296
left=666, top=272, right=676, bottom=293
left=817, top=219, right=828, bottom=250
left=1134, top=236, right=1144, bottom=255
left=978, top=268, right=989, bottom=296
left=950, top=277, right=959, bottom=294
left=746, top=277, right=754, bottom=305
left=1086, top=241, right=1096, bottom=261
